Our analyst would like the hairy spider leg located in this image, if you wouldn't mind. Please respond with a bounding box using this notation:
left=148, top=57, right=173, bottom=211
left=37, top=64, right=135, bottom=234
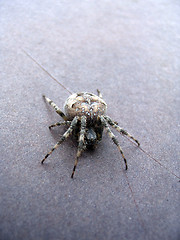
left=49, top=121, right=71, bottom=129
left=41, top=116, right=79, bottom=164
left=43, top=95, right=68, bottom=121
left=71, top=116, right=87, bottom=178
left=104, top=116, right=140, bottom=146
left=101, top=116, right=128, bottom=170
left=97, top=89, right=102, bottom=98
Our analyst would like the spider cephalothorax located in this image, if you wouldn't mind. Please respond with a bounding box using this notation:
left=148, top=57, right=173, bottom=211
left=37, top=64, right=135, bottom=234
left=42, top=90, right=140, bottom=178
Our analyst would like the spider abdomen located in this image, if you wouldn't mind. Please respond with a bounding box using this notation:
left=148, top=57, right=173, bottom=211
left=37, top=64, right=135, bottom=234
left=64, top=92, right=107, bottom=120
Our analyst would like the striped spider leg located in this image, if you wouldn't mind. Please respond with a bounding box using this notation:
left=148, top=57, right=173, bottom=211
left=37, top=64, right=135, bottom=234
left=41, top=116, right=79, bottom=164
left=100, top=115, right=128, bottom=170
left=104, top=116, right=140, bottom=146
left=71, top=116, right=87, bottom=178
left=42, top=95, right=68, bottom=121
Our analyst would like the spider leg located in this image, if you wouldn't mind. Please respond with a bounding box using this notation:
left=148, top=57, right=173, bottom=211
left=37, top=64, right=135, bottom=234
left=104, top=116, right=140, bottom=146
left=41, top=116, right=79, bottom=164
left=97, top=89, right=103, bottom=98
left=101, top=116, right=128, bottom=170
left=71, top=116, right=87, bottom=178
left=43, top=95, right=68, bottom=121
left=49, top=121, right=71, bottom=129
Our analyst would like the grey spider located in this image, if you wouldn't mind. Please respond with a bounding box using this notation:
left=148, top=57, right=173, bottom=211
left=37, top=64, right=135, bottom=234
left=42, top=90, right=140, bottom=178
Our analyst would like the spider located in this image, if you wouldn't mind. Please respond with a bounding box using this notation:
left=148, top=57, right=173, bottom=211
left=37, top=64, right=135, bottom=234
left=42, top=90, right=140, bottom=178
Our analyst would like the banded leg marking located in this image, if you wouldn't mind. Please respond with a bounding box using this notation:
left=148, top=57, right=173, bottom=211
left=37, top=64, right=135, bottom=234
left=71, top=116, right=87, bottom=178
left=101, top=116, right=128, bottom=170
left=49, top=121, right=71, bottom=129
left=41, top=116, right=79, bottom=164
left=43, top=95, right=67, bottom=120
left=105, top=116, right=140, bottom=146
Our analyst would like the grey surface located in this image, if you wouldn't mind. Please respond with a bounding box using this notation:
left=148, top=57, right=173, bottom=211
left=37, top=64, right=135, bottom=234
left=0, top=0, right=180, bottom=240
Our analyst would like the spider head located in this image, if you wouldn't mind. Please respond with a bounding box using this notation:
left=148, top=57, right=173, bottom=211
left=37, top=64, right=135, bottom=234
left=86, top=127, right=97, bottom=148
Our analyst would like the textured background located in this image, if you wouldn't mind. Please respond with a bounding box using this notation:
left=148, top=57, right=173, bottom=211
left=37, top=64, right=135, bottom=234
left=0, top=0, right=180, bottom=240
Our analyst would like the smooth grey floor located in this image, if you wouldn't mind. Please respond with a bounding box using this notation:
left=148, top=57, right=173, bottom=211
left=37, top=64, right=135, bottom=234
left=0, top=1, right=180, bottom=240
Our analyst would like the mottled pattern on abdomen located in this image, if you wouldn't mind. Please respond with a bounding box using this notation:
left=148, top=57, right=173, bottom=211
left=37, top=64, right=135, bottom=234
left=64, top=92, right=107, bottom=121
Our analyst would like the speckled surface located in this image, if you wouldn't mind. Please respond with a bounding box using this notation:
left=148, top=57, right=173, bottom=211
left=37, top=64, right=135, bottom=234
left=0, top=0, right=180, bottom=240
